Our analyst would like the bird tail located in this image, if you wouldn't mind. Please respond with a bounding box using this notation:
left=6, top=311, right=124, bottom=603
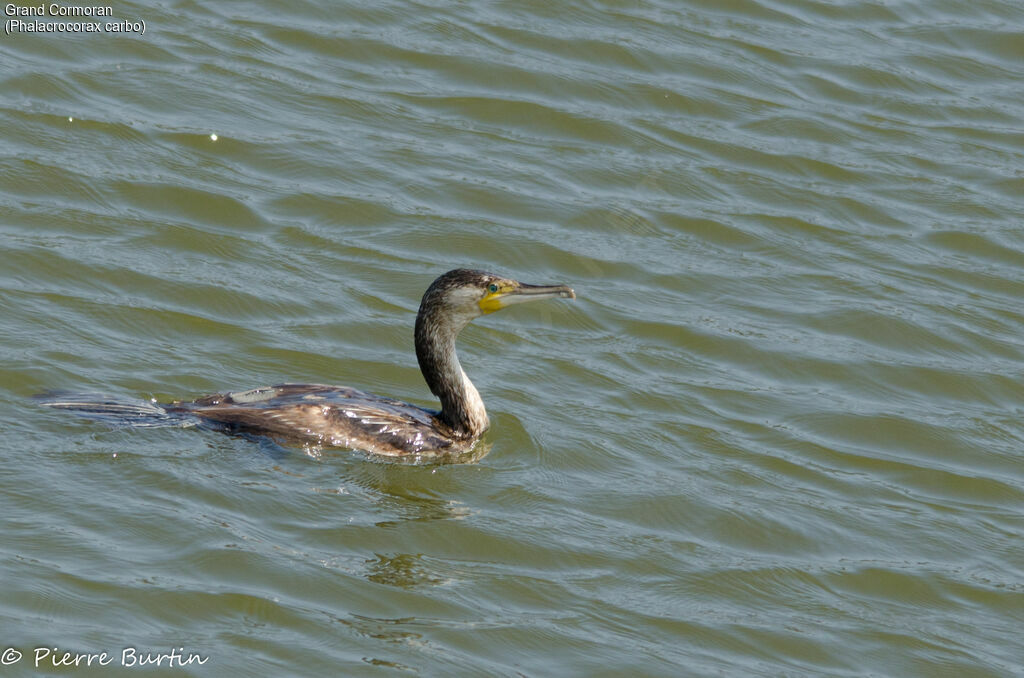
left=35, top=391, right=195, bottom=428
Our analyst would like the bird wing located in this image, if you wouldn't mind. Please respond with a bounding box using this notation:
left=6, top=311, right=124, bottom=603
left=181, top=383, right=451, bottom=455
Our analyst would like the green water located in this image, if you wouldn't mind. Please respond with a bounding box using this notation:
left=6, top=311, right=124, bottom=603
left=2, top=0, right=1023, bottom=675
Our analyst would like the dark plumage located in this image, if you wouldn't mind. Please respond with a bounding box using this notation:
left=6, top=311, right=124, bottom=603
left=38, top=269, right=575, bottom=463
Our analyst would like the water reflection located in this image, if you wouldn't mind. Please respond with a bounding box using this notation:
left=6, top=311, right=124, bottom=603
left=364, top=553, right=447, bottom=588
left=321, top=459, right=480, bottom=528
left=337, top=614, right=423, bottom=644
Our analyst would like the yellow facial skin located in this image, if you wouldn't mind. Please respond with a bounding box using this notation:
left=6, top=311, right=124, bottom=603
left=478, top=282, right=514, bottom=314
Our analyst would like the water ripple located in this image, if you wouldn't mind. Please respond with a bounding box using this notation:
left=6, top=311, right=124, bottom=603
left=2, top=0, right=1023, bottom=674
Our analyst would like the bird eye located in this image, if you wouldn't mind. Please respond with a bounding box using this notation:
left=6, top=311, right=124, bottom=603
left=488, top=283, right=498, bottom=293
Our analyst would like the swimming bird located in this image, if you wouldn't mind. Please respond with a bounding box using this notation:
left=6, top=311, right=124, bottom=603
left=38, top=269, right=575, bottom=463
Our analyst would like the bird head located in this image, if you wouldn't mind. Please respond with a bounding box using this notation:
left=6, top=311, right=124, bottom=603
left=419, top=269, right=575, bottom=328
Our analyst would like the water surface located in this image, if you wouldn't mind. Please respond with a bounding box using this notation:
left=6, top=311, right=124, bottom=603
left=1, top=0, right=1023, bottom=675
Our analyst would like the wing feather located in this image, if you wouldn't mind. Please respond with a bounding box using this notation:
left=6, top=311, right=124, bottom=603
left=179, top=383, right=455, bottom=456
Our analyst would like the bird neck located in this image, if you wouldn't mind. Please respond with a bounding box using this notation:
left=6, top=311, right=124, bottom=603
left=414, top=310, right=489, bottom=437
